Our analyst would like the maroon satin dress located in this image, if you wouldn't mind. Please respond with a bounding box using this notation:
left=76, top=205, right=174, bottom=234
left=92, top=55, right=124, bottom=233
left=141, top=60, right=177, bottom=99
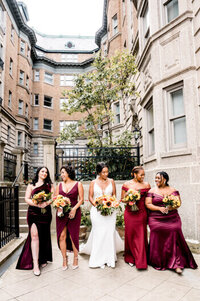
left=56, top=182, right=81, bottom=252
left=122, top=186, right=150, bottom=269
left=16, top=183, right=52, bottom=269
left=147, top=191, right=197, bottom=270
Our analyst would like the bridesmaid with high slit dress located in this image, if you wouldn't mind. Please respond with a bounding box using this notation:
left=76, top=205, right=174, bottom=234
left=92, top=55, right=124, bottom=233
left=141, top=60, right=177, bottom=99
left=145, top=171, right=197, bottom=274
left=16, top=166, right=54, bottom=276
left=121, top=166, right=150, bottom=270
left=55, top=165, right=84, bottom=270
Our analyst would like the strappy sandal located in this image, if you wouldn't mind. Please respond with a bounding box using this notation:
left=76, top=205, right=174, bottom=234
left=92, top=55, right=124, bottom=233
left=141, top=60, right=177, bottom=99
left=62, top=255, right=68, bottom=271
left=72, top=256, right=79, bottom=270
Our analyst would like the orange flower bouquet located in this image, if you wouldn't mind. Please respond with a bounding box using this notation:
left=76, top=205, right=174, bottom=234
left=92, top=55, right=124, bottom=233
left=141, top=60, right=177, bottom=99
left=123, top=189, right=141, bottom=211
left=94, top=195, right=121, bottom=216
left=162, top=195, right=181, bottom=209
left=52, top=195, right=71, bottom=217
left=32, top=191, right=52, bottom=213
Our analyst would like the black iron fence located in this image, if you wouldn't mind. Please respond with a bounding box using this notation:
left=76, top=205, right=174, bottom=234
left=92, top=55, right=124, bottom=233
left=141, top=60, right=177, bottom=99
left=0, top=186, right=19, bottom=248
left=4, top=152, right=17, bottom=182
left=56, top=146, right=140, bottom=181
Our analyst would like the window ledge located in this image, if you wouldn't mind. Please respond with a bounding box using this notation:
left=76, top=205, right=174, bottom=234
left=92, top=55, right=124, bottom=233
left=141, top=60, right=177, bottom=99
left=109, top=31, right=121, bottom=43
left=161, top=149, right=192, bottom=158
left=143, top=154, right=156, bottom=164
left=44, top=81, right=54, bottom=86
left=17, top=83, right=30, bottom=94
left=43, top=129, right=53, bottom=132
left=43, top=106, right=53, bottom=109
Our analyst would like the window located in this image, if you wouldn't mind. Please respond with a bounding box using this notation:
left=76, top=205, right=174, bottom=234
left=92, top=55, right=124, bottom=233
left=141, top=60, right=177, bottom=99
left=34, top=70, right=40, bottom=81
left=33, top=167, right=38, bottom=174
left=114, top=102, right=120, bottom=124
left=61, top=54, right=78, bottom=62
left=59, top=120, right=78, bottom=132
left=18, top=100, right=23, bottom=115
left=25, top=134, right=28, bottom=148
left=0, top=5, right=4, bottom=29
left=60, top=75, right=74, bottom=86
left=34, top=94, right=39, bottom=106
left=164, top=0, right=179, bottom=23
left=11, top=25, right=14, bottom=42
left=60, top=98, right=68, bottom=110
left=168, top=88, right=186, bottom=146
left=33, top=143, right=38, bottom=154
left=122, top=0, right=126, bottom=19
left=19, top=70, right=24, bottom=85
left=112, top=14, right=118, bottom=35
left=8, top=91, right=12, bottom=108
left=146, top=102, right=155, bottom=155
left=26, top=75, right=29, bottom=88
left=20, top=40, right=25, bottom=55
left=7, top=126, right=11, bottom=144
left=17, top=131, right=22, bottom=146
left=44, top=72, right=53, bottom=84
left=25, top=104, right=28, bottom=117
left=33, top=118, right=39, bottom=130
left=44, top=95, right=52, bottom=108
left=43, top=119, right=52, bottom=131
left=9, top=58, right=13, bottom=75
left=27, top=47, right=30, bottom=58
left=142, top=2, right=150, bottom=41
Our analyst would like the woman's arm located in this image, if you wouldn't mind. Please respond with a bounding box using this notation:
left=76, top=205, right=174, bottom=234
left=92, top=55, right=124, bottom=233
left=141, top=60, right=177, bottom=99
left=145, top=195, right=168, bottom=214
left=111, top=179, right=116, bottom=196
left=69, top=182, right=84, bottom=219
left=25, top=184, right=38, bottom=207
left=88, top=181, right=95, bottom=206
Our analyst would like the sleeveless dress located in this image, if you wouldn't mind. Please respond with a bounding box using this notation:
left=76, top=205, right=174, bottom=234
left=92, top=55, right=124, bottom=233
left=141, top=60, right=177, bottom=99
left=80, top=182, right=124, bottom=268
left=147, top=191, right=198, bottom=270
left=122, top=186, right=150, bottom=269
left=56, top=182, right=81, bottom=252
left=16, top=183, right=52, bottom=269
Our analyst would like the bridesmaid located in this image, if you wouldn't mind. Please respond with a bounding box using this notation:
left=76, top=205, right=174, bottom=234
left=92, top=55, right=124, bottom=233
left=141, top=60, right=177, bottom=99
left=55, top=165, right=84, bottom=270
left=121, top=166, right=150, bottom=269
left=145, top=171, right=198, bottom=273
left=16, top=166, right=54, bottom=276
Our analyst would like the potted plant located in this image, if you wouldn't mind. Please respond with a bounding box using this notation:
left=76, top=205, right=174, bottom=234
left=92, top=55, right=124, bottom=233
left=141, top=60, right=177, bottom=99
left=116, top=211, right=125, bottom=239
left=79, top=207, right=91, bottom=241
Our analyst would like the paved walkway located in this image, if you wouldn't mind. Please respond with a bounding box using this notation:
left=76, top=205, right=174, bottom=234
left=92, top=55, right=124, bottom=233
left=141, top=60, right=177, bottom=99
left=0, top=235, right=200, bottom=301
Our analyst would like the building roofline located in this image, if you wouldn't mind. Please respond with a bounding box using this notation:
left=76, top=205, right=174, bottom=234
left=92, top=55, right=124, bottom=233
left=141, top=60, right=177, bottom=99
left=35, top=45, right=99, bottom=54
left=34, top=29, right=95, bottom=40
left=95, top=0, right=107, bottom=47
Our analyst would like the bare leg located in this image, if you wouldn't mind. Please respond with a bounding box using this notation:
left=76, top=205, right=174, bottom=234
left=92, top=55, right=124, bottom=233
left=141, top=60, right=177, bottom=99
left=30, top=223, right=40, bottom=275
left=59, top=226, right=68, bottom=269
left=70, top=235, right=78, bottom=269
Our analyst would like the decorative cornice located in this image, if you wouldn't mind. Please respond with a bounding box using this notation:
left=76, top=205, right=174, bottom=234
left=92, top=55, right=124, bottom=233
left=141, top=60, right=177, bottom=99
left=35, top=45, right=99, bottom=54
left=95, top=0, right=108, bottom=47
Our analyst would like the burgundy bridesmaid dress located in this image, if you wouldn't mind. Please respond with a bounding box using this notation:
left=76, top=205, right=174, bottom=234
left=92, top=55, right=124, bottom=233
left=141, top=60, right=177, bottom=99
left=56, top=182, right=81, bottom=252
left=122, top=186, right=150, bottom=269
left=147, top=191, right=197, bottom=270
left=16, top=183, right=52, bottom=269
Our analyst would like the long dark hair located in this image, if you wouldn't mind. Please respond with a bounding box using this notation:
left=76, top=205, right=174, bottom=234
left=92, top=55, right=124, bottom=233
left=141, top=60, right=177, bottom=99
left=32, top=166, right=52, bottom=186
left=156, top=171, right=169, bottom=186
left=60, top=165, right=76, bottom=180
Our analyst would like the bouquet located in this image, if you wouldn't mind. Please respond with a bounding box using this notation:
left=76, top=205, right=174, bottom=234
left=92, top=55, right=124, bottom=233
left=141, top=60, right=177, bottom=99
left=94, top=195, right=121, bottom=216
left=32, top=191, right=52, bottom=213
left=52, top=195, right=71, bottom=217
left=123, top=189, right=141, bottom=211
left=163, top=194, right=181, bottom=209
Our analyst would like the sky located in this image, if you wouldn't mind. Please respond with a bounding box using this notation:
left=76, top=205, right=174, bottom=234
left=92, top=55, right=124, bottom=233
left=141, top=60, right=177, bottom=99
left=20, top=0, right=104, bottom=36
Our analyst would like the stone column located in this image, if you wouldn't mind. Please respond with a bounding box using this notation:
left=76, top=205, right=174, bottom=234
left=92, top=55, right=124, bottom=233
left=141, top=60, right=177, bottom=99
left=55, top=148, right=64, bottom=179
left=12, top=149, right=24, bottom=183
left=43, top=140, right=56, bottom=182
left=0, top=140, right=5, bottom=182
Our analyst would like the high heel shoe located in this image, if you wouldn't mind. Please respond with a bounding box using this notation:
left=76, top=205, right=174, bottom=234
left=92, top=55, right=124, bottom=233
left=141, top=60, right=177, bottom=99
left=33, top=260, right=40, bottom=276
left=62, top=256, right=68, bottom=271
left=72, top=256, right=79, bottom=270
left=175, top=267, right=183, bottom=274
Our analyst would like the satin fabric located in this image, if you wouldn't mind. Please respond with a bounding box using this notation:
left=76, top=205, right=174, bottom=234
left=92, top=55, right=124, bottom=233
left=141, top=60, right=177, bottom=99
left=16, top=184, right=52, bottom=270
left=147, top=191, right=197, bottom=270
left=56, top=182, right=81, bottom=252
left=122, top=186, right=150, bottom=269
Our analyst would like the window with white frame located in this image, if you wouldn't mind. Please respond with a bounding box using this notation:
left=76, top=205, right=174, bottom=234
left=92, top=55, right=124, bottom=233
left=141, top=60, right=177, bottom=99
left=17, top=131, right=22, bottom=146
left=9, top=58, right=13, bottom=75
left=34, top=70, right=40, bottom=81
left=164, top=0, right=179, bottom=23
left=18, top=99, right=23, bottom=115
left=11, top=25, right=14, bottom=42
left=60, top=75, right=74, bottom=86
left=19, top=70, right=24, bottom=85
left=20, top=40, right=25, bottom=55
left=43, top=119, right=52, bottom=131
left=7, top=126, right=11, bottom=144
left=112, top=14, right=118, bottom=36
left=59, top=120, right=78, bottom=132
left=44, top=72, right=53, bottom=84
left=34, top=94, right=39, bottom=106
left=168, top=87, right=187, bottom=147
left=142, top=2, right=150, bottom=41
left=114, top=102, right=120, bottom=124
left=44, top=95, right=52, bottom=108
left=8, top=91, right=12, bottom=108
left=33, top=143, right=38, bottom=154
left=60, top=98, right=68, bottom=110
left=25, top=104, right=28, bottom=117
left=27, top=47, right=30, bottom=58
left=61, top=53, right=78, bottom=62
left=26, top=75, right=29, bottom=88
left=146, top=101, right=155, bottom=155
left=33, top=118, right=39, bottom=130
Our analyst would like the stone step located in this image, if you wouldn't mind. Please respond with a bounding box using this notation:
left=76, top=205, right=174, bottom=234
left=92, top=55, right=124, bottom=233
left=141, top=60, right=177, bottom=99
left=19, top=217, right=27, bottom=226
left=19, top=224, right=28, bottom=233
left=19, top=210, right=27, bottom=218
left=19, top=192, right=26, bottom=197
left=19, top=203, right=28, bottom=210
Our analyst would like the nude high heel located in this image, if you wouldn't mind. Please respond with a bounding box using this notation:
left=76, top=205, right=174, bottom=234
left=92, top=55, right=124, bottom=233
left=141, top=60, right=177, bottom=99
left=62, top=255, right=68, bottom=271
left=33, top=260, right=40, bottom=276
left=72, top=256, right=79, bottom=270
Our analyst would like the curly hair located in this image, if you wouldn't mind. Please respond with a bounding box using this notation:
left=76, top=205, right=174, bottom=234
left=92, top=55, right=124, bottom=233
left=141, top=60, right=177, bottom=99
left=60, top=165, right=76, bottom=180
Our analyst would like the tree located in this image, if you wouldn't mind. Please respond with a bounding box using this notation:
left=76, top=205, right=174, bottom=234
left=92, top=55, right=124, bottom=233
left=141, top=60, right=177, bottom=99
left=59, top=51, right=138, bottom=147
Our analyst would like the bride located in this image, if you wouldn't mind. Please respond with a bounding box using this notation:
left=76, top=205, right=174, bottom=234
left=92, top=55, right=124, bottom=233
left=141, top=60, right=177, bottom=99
left=81, top=162, right=124, bottom=268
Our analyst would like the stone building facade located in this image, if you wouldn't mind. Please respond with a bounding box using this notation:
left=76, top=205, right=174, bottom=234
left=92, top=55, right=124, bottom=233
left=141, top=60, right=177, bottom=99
left=0, top=0, right=97, bottom=182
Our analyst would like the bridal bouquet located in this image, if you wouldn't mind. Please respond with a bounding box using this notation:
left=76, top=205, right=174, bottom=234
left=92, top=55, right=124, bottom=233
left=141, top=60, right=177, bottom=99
left=123, top=189, right=141, bottom=211
left=94, top=195, right=121, bottom=216
left=52, top=195, right=71, bottom=217
left=32, top=191, right=52, bottom=213
left=163, top=195, right=181, bottom=209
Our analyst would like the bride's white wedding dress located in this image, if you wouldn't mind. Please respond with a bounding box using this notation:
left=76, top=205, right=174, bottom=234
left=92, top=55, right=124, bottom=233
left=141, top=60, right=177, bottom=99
left=80, top=181, right=124, bottom=268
